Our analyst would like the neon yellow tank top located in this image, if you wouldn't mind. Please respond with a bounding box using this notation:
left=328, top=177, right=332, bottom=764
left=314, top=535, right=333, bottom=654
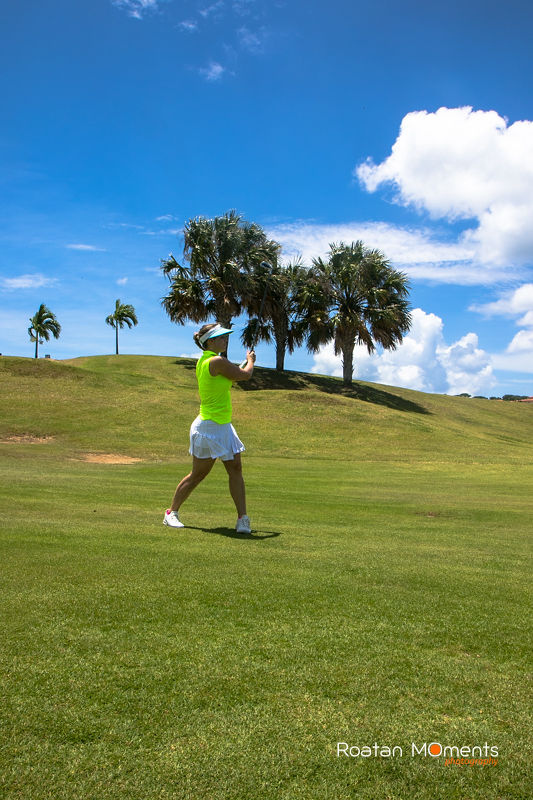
left=196, top=350, right=232, bottom=424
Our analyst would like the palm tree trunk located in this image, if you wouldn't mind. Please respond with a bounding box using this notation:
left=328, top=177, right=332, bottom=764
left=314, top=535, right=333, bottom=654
left=273, top=317, right=288, bottom=372
left=116, top=325, right=119, bottom=355
left=275, top=340, right=285, bottom=371
left=341, top=340, right=354, bottom=387
left=214, top=298, right=233, bottom=357
left=218, top=312, right=233, bottom=329
left=35, top=338, right=38, bottom=359
left=213, top=295, right=232, bottom=329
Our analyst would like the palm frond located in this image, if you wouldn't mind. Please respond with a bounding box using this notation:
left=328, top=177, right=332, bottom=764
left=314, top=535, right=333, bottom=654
left=161, top=275, right=207, bottom=325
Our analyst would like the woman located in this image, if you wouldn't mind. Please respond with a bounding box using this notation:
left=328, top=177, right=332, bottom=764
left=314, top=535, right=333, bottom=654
left=164, top=322, right=256, bottom=533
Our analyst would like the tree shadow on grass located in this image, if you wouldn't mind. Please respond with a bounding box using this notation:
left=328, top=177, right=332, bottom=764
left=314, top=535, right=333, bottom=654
left=244, top=367, right=429, bottom=415
left=175, top=360, right=429, bottom=415
left=186, top=525, right=281, bottom=541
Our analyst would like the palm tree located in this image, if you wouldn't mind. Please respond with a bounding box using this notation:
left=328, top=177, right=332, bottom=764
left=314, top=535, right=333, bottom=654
left=241, top=259, right=307, bottom=371
left=28, top=304, right=61, bottom=358
left=105, top=299, right=138, bottom=355
left=161, top=210, right=279, bottom=331
left=297, top=241, right=411, bottom=387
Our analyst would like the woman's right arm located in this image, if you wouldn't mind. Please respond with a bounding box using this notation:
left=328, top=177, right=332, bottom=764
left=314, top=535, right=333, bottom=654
left=210, top=351, right=256, bottom=382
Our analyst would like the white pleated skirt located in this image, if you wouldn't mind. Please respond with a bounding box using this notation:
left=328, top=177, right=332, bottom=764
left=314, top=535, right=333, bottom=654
left=189, top=415, right=245, bottom=461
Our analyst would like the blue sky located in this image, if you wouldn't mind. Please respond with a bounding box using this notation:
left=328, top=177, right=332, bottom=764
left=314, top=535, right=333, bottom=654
left=2, top=0, right=533, bottom=396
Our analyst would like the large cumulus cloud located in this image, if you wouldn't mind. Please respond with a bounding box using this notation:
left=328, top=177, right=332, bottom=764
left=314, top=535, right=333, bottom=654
left=356, top=106, right=533, bottom=269
left=311, top=308, right=495, bottom=396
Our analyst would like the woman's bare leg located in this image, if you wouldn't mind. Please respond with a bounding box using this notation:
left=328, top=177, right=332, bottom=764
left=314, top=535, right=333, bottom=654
left=222, top=453, right=246, bottom=517
left=171, top=456, right=215, bottom=511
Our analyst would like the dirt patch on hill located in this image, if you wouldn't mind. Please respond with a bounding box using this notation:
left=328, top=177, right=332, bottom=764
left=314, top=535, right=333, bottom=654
left=80, top=453, right=143, bottom=464
left=0, top=435, right=54, bottom=444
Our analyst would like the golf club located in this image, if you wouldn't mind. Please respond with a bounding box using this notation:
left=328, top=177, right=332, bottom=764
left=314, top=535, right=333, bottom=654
left=240, top=261, right=271, bottom=368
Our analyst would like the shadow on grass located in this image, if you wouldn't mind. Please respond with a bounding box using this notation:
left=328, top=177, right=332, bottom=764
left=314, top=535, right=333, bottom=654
left=176, top=360, right=429, bottom=415
left=187, top=525, right=281, bottom=541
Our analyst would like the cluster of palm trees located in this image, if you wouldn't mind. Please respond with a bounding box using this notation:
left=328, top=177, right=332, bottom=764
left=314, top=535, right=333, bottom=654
left=27, top=300, right=138, bottom=358
left=26, top=210, right=412, bottom=388
left=161, top=210, right=412, bottom=386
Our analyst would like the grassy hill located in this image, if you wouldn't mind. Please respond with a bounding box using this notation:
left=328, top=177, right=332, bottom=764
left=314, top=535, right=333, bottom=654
left=1, top=355, right=532, bottom=800
left=1, top=354, right=531, bottom=463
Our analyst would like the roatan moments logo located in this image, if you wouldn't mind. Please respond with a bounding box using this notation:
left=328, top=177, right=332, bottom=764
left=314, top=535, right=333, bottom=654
left=337, top=741, right=498, bottom=767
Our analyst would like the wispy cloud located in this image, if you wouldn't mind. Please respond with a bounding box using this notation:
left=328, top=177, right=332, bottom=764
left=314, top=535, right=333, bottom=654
left=233, top=0, right=257, bottom=15
left=199, top=1, right=225, bottom=19
left=490, top=352, right=533, bottom=374
left=267, top=219, right=515, bottom=286
left=66, top=243, right=106, bottom=251
left=173, top=0, right=269, bottom=79
left=1, top=273, right=57, bottom=291
left=198, top=61, right=226, bottom=81
left=104, top=217, right=181, bottom=237
left=470, top=284, right=533, bottom=321
left=111, top=0, right=160, bottom=19
left=141, top=227, right=181, bottom=236
left=237, top=25, right=264, bottom=52
left=106, top=222, right=146, bottom=231
left=471, top=284, right=533, bottom=372
left=178, top=19, right=198, bottom=32
left=117, top=277, right=129, bottom=285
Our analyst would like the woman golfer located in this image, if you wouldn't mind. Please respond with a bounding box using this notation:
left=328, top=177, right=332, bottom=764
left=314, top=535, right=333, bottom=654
left=164, top=323, right=256, bottom=533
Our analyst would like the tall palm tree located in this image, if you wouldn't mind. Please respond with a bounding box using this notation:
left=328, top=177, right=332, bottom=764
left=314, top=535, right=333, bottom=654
left=28, top=304, right=61, bottom=358
left=161, top=210, right=279, bottom=331
left=297, top=241, right=411, bottom=387
left=105, top=299, right=138, bottom=355
left=241, top=259, right=307, bottom=371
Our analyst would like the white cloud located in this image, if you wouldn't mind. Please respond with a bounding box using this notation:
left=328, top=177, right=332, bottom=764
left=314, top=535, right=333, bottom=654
left=1, top=273, right=57, bottom=291
left=519, top=311, right=533, bottom=327
left=470, top=283, right=533, bottom=319
left=268, top=220, right=514, bottom=285
left=438, top=333, right=495, bottom=396
left=311, top=308, right=495, bottom=396
left=173, top=0, right=266, bottom=79
left=117, top=277, right=128, bottom=286
left=199, top=1, right=225, bottom=19
left=66, top=243, right=106, bottom=251
left=491, top=352, right=533, bottom=374
left=111, top=0, right=159, bottom=19
left=178, top=20, right=198, bottom=32
left=471, top=283, right=533, bottom=372
left=356, top=106, right=533, bottom=269
left=155, top=214, right=179, bottom=222
left=199, top=61, right=226, bottom=81
left=238, top=26, right=263, bottom=52
left=507, top=329, right=533, bottom=353
left=141, top=227, right=181, bottom=236
left=106, top=222, right=146, bottom=231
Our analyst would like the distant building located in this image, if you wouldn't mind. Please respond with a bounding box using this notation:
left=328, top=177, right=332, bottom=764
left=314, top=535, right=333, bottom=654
left=518, top=397, right=533, bottom=403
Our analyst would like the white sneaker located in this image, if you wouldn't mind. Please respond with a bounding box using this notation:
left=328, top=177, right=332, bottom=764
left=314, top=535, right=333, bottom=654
left=163, top=509, right=184, bottom=528
left=235, top=515, right=251, bottom=534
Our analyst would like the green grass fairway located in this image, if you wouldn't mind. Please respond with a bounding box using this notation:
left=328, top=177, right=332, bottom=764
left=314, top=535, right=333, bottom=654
left=1, top=356, right=532, bottom=800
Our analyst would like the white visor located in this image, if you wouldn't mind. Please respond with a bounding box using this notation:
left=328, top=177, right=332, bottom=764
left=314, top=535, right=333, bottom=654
left=199, top=324, right=234, bottom=346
